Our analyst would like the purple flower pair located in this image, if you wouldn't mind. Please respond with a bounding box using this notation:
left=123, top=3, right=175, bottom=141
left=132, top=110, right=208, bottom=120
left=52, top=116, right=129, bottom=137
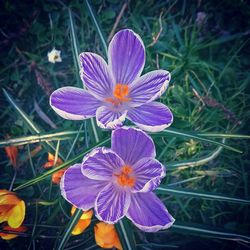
left=51, top=29, right=175, bottom=232
left=61, top=127, right=175, bottom=232
left=50, top=29, right=173, bottom=131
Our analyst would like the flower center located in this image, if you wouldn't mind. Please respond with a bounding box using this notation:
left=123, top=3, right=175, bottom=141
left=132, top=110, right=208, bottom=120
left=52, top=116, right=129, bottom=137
left=114, top=165, right=135, bottom=187
left=105, top=84, right=131, bottom=106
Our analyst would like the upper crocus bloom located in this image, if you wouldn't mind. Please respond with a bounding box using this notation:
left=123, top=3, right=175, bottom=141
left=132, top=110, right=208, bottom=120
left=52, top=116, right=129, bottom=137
left=0, top=190, right=25, bottom=228
left=60, top=127, right=174, bottom=232
left=50, top=29, right=173, bottom=132
left=47, top=48, right=62, bottom=64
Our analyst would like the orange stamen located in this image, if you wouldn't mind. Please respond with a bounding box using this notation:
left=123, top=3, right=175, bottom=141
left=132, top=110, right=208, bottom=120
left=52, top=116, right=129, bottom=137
left=105, top=84, right=131, bottom=105
left=114, top=165, right=135, bottom=187
left=114, top=84, right=129, bottom=99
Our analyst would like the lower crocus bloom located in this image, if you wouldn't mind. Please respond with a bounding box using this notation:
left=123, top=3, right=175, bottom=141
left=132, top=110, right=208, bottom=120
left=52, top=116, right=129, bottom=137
left=60, top=127, right=174, bottom=232
left=44, top=153, right=66, bottom=184
left=71, top=206, right=93, bottom=235
left=95, top=222, right=122, bottom=250
left=0, top=190, right=25, bottom=228
left=0, top=225, right=27, bottom=240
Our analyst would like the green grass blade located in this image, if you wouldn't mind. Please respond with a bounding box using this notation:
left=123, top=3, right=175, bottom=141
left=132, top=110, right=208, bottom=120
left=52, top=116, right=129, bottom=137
left=13, top=138, right=110, bottom=191
left=167, top=145, right=223, bottom=170
left=156, top=186, right=250, bottom=204
left=56, top=208, right=83, bottom=250
left=3, top=88, right=40, bottom=133
left=68, top=8, right=80, bottom=70
left=196, top=133, right=250, bottom=139
left=65, top=124, right=84, bottom=160
left=3, top=88, right=62, bottom=157
left=171, top=223, right=250, bottom=243
left=0, top=131, right=85, bottom=147
left=153, top=128, right=242, bottom=153
left=68, top=8, right=99, bottom=143
left=115, top=220, right=136, bottom=250
left=85, top=0, right=108, bottom=56
left=68, top=8, right=81, bottom=86
left=197, top=33, right=244, bottom=49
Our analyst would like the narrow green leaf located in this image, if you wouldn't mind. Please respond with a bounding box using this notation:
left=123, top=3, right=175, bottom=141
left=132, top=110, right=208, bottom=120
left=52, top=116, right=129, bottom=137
left=56, top=208, right=83, bottom=249
left=171, top=223, right=250, bottom=243
left=0, top=131, right=85, bottom=147
left=115, top=220, right=136, bottom=250
left=65, top=124, right=84, bottom=160
left=188, top=74, right=202, bottom=95
left=172, top=19, right=183, bottom=48
left=136, top=243, right=179, bottom=248
left=197, top=32, right=244, bottom=49
left=3, top=89, right=63, bottom=158
left=3, top=88, right=40, bottom=133
left=196, top=133, right=250, bottom=139
left=156, top=186, right=250, bottom=204
left=68, top=8, right=81, bottom=82
left=68, top=8, right=99, bottom=143
left=167, top=145, right=223, bottom=170
left=85, top=0, right=108, bottom=56
left=68, top=8, right=79, bottom=64
left=153, top=128, right=242, bottom=153
left=13, top=138, right=110, bottom=191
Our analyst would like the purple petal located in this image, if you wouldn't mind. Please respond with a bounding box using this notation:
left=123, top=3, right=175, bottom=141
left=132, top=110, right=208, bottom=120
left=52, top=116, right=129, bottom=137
left=60, top=164, right=107, bottom=210
left=111, top=127, right=156, bottom=166
left=95, top=183, right=131, bottom=223
left=50, top=87, right=101, bottom=120
left=82, top=147, right=124, bottom=181
left=127, top=102, right=173, bottom=132
left=108, top=29, right=145, bottom=84
left=79, top=52, right=115, bottom=100
left=132, top=157, right=166, bottom=193
left=129, top=70, right=171, bottom=106
left=127, top=192, right=175, bottom=232
left=96, top=106, right=127, bottom=129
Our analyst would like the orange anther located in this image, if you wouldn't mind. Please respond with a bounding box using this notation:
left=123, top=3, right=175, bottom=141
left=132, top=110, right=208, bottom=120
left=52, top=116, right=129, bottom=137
left=114, top=84, right=129, bottom=100
left=114, top=165, right=135, bottom=188
left=122, top=165, right=133, bottom=174
left=105, top=84, right=131, bottom=105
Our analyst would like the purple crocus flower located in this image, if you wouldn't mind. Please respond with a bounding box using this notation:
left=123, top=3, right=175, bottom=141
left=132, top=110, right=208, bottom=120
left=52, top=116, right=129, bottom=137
left=60, top=127, right=175, bottom=232
left=50, top=29, right=173, bottom=132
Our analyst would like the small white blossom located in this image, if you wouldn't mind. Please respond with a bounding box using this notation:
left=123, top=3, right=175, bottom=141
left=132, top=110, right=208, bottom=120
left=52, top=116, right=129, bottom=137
left=47, top=48, right=62, bottom=64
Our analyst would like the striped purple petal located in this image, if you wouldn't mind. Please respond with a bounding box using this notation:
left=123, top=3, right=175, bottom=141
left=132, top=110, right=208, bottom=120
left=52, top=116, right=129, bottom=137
left=82, top=147, right=124, bottom=181
left=129, top=70, right=171, bottom=107
left=127, top=102, right=173, bottom=132
left=95, top=183, right=131, bottom=223
left=108, top=29, right=145, bottom=85
left=50, top=87, right=101, bottom=120
left=111, top=127, right=156, bottom=166
left=60, top=164, right=107, bottom=210
left=96, top=106, right=127, bottom=129
left=80, top=52, right=115, bottom=100
left=132, top=157, right=166, bottom=193
left=127, top=192, right=175, bottom=232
